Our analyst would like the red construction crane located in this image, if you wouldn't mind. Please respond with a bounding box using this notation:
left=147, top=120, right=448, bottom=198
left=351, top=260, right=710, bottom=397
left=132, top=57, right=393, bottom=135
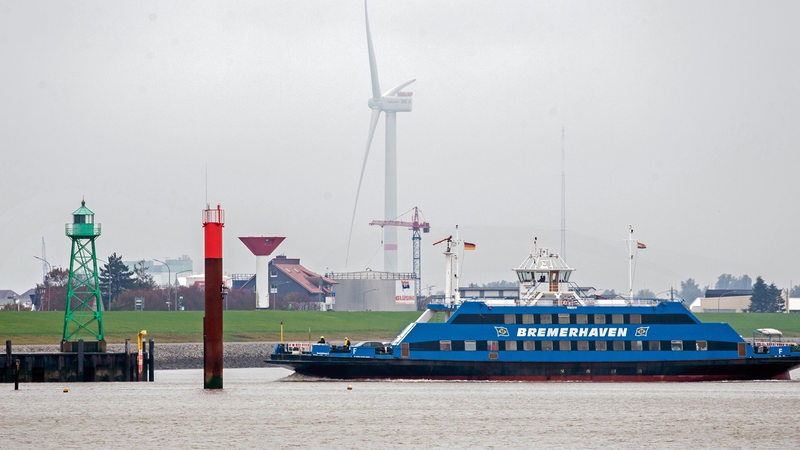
left=370, top=207, right=430, bottom=300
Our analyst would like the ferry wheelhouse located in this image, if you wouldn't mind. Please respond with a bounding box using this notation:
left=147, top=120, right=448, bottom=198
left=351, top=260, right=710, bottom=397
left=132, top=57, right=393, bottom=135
left=266, top=238, right=800, bottom=381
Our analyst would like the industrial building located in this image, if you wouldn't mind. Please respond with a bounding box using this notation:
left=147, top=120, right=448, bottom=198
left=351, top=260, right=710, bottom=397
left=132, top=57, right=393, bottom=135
left=327, top=270, right=418, bottom=311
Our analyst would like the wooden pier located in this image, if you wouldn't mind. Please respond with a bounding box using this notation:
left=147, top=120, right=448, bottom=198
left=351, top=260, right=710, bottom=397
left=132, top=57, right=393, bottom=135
left=1, top=339, right=154, bottom=383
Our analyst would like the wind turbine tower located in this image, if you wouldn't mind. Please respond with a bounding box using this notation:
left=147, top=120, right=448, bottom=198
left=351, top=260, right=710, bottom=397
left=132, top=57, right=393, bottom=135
left=348, top=0, right=415, bottom=273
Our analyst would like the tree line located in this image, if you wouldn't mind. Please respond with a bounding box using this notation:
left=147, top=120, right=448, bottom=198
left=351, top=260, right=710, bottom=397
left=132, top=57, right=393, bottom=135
left=675, top=273, right=786, bottom=313
left=468, top=273, right=791, bottom=313
left=597, top=274, right=787, bottom=312
left=26, top=253, right=256, bottom=312
left=12, top=259, right=793, bottom=313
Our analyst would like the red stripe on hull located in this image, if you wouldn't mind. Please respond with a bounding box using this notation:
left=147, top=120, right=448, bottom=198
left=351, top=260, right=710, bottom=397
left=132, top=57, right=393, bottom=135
left=266, top=355, right=800, bottom=382
left=328, top=373, right=792, bottom=382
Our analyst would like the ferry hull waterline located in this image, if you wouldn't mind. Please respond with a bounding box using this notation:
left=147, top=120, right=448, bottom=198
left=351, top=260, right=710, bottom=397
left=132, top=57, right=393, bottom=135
left=266, top=235, right=800, bottom=382
left=269, top=352, right=800, bottom=382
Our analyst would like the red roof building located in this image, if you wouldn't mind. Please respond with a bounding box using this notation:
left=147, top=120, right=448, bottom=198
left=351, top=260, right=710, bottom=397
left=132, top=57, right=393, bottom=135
left=237, top=255, right=336, bottom=309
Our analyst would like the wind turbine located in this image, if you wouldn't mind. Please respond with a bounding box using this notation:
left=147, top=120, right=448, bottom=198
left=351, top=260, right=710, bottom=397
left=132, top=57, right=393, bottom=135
left=347, top=0, right=415, bottom=273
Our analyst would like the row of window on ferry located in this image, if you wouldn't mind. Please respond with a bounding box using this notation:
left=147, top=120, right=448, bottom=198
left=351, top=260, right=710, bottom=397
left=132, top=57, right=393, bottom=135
left=517, top=271, right=571, bottom=283
left=426, top=339, right=719, bottom=352
left=452, top=313, right=695, bottom=325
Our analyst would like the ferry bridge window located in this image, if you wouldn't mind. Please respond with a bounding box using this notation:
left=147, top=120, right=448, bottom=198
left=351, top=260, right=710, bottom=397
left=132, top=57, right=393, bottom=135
left=487, top=340, right=499, bottom=352
left=631, top=341, right=643, bottom=351
left=559, top=341, right=571, bottom=351
left=464, top=340, right=476, bottom=351
left=577, top=341, right=589, bottom=351
left=641, top=314, right=696, bottom=325
left=539, top=314, right=552, bottom=324
left=409, top=341, right=439, bottom=351
left=558, top=313, right=571, bottom=325
left=452, top=314, right=504, bottom=324
left=594, top=314, right=606, bottom=324
left=630, top=314, right=642, bottom=324
left=696, top=341, right=708, bottom=351
left=440, top=340, right=452, bottom=351
left=523, top=340, right=535, bottom=351
left=504, top=314, right=516, bottom=324
left=671, top=340, right=683, bottom=351
left=648, top=341, right=661, bottom=351
left=708, top=341, right=738, bottom=351
left=541, top=341, right=554, bottom=351
left=613, top=341, right=625, bottom=351
left=504, top=340, right=518, bottom=351
left=576, top=314, right=588, bottom=324
left=611, top=314, right=624, bottom=325
left=595, top=341, right=607, bottom=351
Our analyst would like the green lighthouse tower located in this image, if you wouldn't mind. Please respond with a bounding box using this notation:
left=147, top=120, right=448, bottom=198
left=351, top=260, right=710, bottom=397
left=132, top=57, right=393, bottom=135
left=61, top=199, right=106, bottom=352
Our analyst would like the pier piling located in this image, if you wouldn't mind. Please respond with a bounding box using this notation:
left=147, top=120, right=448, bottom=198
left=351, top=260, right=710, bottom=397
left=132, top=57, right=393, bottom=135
left=0, top=340, right=151, bottom=383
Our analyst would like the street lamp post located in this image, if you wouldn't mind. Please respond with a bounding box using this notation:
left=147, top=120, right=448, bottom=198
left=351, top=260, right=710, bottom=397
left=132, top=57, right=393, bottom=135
left=175, top=269, right=191, bottom=311
left=33, top=256, right=52, bottom=311
left=154, top=259, right=171, bottom=311
left=269, top=281, right=291, bottom=309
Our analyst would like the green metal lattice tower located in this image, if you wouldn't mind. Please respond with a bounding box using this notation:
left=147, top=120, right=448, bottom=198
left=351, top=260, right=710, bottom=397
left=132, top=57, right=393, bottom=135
left=61, top=199, right=106, bottom=352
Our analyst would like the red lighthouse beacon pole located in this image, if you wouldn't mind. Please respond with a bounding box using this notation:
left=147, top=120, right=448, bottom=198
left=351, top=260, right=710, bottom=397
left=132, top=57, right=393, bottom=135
left=203, top=204, right=224, bottom=389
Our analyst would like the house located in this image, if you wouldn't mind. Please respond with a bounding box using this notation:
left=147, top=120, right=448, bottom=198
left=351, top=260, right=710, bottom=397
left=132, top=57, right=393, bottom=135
left=0, top=290, right=18, bottom=307
left=236, top=256, right=336, bottom=310
left=691, top=289, right=752, bottom=313
left=0, top=289, right=34, bottom=310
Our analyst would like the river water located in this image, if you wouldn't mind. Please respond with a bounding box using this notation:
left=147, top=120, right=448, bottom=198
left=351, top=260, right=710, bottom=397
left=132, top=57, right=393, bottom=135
left=4, top=368, right=799, bottom=449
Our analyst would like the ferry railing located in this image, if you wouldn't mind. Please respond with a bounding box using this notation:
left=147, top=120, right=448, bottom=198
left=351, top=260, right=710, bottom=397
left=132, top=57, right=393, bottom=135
left=326, top=271, right=416, bottom=280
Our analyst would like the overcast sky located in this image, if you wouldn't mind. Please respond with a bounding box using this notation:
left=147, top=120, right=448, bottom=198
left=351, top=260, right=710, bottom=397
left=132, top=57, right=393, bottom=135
left=2, top=1, right=799, bottom=297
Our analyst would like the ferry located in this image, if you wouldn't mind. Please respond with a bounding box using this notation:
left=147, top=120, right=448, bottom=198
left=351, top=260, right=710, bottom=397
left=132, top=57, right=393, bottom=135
left=265, top=236, right=800, bottom=381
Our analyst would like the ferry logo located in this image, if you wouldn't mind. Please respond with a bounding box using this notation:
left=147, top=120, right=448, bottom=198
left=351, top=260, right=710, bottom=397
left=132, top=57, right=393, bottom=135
left=494, top=326, right=509, bottom=337
left=635, top=326, right=650, bottom=337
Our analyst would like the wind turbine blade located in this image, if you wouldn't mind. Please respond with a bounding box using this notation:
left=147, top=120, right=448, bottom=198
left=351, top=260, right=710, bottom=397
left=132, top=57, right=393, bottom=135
left=346, top=109, right=382, bottom=266
left=365, top=0, right=381, bottom=99
left=384, top=78, right=416, bottom=97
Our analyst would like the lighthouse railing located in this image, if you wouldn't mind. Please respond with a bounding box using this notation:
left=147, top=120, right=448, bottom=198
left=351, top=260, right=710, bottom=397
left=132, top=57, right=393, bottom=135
left=65, top=223, right=102, bottom=237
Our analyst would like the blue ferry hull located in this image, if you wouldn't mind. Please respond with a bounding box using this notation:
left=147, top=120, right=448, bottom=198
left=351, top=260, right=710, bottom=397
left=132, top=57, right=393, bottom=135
left=266, top=353, right=800, bottom=381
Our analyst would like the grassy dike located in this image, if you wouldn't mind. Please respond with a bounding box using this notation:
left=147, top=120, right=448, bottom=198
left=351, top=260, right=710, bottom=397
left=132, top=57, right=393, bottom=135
left=1, top=310, right=798, bottom=345
left=0, top=310, right=422, bottom=345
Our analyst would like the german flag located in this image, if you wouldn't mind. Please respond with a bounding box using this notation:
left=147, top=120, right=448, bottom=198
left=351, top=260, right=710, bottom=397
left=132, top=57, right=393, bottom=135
left=464, top=242, right=476, bottom=250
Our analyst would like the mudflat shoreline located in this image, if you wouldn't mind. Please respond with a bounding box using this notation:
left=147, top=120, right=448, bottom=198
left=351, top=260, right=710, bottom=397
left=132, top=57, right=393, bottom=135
left=9, top=342, right=277, bottom=370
